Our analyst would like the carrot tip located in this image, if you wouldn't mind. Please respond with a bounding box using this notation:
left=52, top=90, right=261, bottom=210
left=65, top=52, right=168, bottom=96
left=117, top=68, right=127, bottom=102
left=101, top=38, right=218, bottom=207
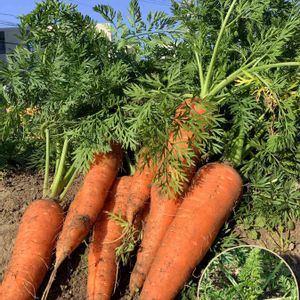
left=41, top=263, right=61, bottom=300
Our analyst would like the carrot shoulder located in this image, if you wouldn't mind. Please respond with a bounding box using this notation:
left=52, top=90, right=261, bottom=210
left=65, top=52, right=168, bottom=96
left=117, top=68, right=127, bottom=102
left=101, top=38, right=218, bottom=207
left=42, top=145, right=122, bottom=300
left=139, top=163, right=243, bottom=300
left=0, top=199, right=63, bottom=300
left=87, top=176, right=131, bottom=300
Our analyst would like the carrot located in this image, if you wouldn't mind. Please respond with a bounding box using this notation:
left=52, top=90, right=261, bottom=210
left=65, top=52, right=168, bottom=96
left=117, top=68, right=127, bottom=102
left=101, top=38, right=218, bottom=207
left=139, top=162, right=243, bottom=300
left=87, top=176, right=131, bottom=300
left=128, top=185, right=181, bottom=297
left=126, top=157, right=154, bottom=224
left=0, top=199, right=63, bottom=300
left=41, top=144, right=122, bottom=300
left=128, top=98, right=205, bottom=296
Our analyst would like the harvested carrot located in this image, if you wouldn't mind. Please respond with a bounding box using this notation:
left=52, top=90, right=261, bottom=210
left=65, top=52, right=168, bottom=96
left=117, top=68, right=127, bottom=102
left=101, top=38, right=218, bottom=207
left=139, top=163, right=242, bottom=300
left=128, top=186, right=181, bottom=297
left=126, top=157, right=154, bottom=224
left=87, top=176, right=131, bottom=300
left=42, top=145, right=122, bottom=300
left=0, top=199, right=63, bottom=300
left=128, top=98, right=205, bottom=296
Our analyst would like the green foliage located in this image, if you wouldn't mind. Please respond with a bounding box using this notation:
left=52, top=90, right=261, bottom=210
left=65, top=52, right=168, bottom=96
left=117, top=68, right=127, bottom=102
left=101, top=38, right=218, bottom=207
left=111, top=0, right=300, bottom=216
left=179, top=280, right=198, bottom=300
left=211, top=222, right=243, bottom=254
left=0, top=0, right=137, bottom=172
left=165, top=0, right=300, bottom=225
left=124, top=63, right=225, bottom=195
left=94, top=0, right=180, bottom=60
left=198, top=247, right=298, bottom=299
left=171, top=0, right=300, bottom=95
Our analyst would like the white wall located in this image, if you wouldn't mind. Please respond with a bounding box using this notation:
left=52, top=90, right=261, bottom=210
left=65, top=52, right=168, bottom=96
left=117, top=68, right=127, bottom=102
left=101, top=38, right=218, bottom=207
left=0, top=27, right=20, bottom=62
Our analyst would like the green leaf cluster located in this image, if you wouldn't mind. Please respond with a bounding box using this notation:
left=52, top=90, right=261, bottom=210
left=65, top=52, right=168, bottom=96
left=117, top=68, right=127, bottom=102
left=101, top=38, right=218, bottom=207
left=198, top=247, right=298, bottom=299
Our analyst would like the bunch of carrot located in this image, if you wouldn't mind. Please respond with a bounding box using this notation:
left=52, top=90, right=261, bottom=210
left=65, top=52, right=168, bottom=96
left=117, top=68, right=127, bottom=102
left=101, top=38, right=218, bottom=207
left=126, top=98, right=243, bottom=299
left=0, top=98, right=242, bottom=300
left=0, top=144, right=123, bottom=300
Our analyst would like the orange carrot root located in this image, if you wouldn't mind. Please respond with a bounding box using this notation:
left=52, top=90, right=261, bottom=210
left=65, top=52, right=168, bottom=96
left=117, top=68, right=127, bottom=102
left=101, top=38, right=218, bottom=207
left=87, top=176, right=132, bottom=300
left=0, top=199, right=63, bottom=300
left=126, top=159, right=154, bottom=224
left=128, top=186, right=180, bottom=297
left=139, top=163, right=242, bottom=300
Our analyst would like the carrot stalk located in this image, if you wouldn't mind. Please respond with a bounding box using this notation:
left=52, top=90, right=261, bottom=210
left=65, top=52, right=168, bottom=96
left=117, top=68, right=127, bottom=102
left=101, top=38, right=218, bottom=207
left=43, top=128, right=50, bottom=198
left=139, top=163, right=242, bottom=300
left=58, top=166, right=79, bottom=201
left=49, top=137, right=69, bottom=198
left=41, top=144, right=122, bottom=300
left=87, top=176, right=131, bottom=300
left=0, top=199, right=64, bottom=300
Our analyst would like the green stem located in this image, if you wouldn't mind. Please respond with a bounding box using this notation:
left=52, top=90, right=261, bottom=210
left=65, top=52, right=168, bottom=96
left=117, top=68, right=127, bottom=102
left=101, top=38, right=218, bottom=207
left=208, top=62, right=300, bottom=98
left=42, top=47, right=47, bottom=64
left=231, top=129, right=245, bottom=166
left=219, top=264, right=238, bottom=287
left=243, top=127, right=266, bottom=156
left=54, top=142, right=61, bottom=177
left=62, top=160, right=76, bottom=185
left=201, top=0, right=237, bottom=97
left=194, top=49, right=204, bottom=90
left=59, top=166, right=78, bottom=201
left=248, top=62, right=300, bottom=73
left=50, top=137, right=69, bottom=198
left=42, top=128, right=50, bottom=198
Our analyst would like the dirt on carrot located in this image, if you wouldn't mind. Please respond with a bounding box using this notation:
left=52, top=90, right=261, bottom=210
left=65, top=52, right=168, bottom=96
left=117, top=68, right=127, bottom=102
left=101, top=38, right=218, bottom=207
left=42, top=145, right=123, bottom=300
left=0, top=170, right=87, bottom=300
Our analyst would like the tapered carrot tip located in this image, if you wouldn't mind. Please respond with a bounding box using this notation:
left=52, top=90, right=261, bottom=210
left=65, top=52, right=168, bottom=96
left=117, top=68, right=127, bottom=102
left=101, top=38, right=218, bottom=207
left=129, top=263, right=147, bottom=297
left=0, top=199, right=64, bottom=300
left=139, top=163, right=242, bottom=300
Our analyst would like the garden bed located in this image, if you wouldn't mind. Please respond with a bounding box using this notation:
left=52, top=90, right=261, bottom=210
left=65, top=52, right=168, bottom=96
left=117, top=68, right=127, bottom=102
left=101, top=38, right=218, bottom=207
left=1, top=170, right=299, bottom=299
